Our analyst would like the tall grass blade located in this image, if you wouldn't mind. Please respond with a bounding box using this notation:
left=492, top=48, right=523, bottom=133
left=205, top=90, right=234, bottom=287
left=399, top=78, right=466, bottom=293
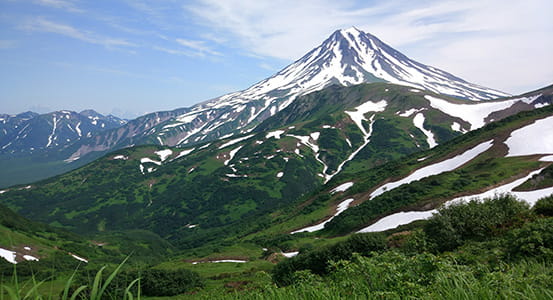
left=89, top=266, right=105, bottom=300
left=98, top=256, right=130, bottom=298
left=69, top=286, right=87, bottom=300
left=123, top=278, right=140, bottom=300
left=1, top=285, right=18, bottom=300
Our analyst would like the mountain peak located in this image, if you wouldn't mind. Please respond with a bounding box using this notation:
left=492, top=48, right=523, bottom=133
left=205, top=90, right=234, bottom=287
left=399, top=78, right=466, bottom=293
left=79, top=109, right=103, bottom=117
left=339, top=26, right=361, bottom=35
left=291, top=27, right=510, bottom=101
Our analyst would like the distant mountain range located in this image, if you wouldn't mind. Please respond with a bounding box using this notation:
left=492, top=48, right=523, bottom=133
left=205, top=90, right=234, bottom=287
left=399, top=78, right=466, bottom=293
left=0, top=109, right=126, bottom=155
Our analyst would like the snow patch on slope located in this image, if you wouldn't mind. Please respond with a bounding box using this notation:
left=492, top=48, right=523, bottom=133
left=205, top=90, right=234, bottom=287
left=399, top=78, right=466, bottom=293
left=219, top=134, right=254, bottom=149
left=425, top=95, right=541, bottom=130
left=358, top=211, right=436, bottom=233
left=0, top=248, right=17, bottom=264
left=291, top=198, right=354, bottom=234
left=266, top=130, right=285, bottom=139
left=505, top=116, right=553, bottom=157
left=371, top=140, right=493, bottom=198
left=224, top=145, right=243, bottom=165
left=364, top=167, right=553, bottom=233
left=155, top=149, right=173, bottom=161
left=345, top=100, right=387, bottom=136
left=175, top=148, right=195, bottom=160
left=448, top=168, right=553, bottom=207
left=331, top=182, right=354, bottom=193
left=413, top=113, right=437, bottom=148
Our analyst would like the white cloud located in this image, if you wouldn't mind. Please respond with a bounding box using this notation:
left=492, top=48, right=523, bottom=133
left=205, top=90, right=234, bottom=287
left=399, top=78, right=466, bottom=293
left=186, top=0, right=384, bottom=60
left=33, top=0, right=83, bottom=13
left=175, top=38, right=221, bottom=56
left=187, top=0, right=553, bottom=94
left=153, top=45, right=197, bottom=57
left=20, top=17, right=136, bottom=48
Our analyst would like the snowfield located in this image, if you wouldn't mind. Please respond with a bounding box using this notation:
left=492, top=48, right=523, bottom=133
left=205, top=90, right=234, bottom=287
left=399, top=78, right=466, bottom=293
left=282, top=251, right=299, bottom=258
left=23, top=255, right=39, bottom=261
left=0, top=248, right=17, bottom=264
left=345, top=100, right=387, bottom=137
left=154, top=149, right=173, bottom=161
left=399, top=108, right=423, bottom=117
left=540, top=155, right=553, bottom=162
left=331, top=182, right=354, bottom=193
left=291, top=198, right=354, bottom=234
left=224, top=146, right=244, bottom=165
left=266, top=130, right=285, bottom=139
left=174, top=148, right=195, bottom=160
left=358, top=210, right=436, bottom=233
left=505, top=116, right=553, bottom=157
left=218, top=134, right=254, bottom=149
left=71, top=254, right=88, bottom=263
left=425, top=95, right=540, bottom=130
left=140, top=157, right=162, bottom=165
left=413, top=113, right=437, bottom=148
left=371, top=140, right=493, bottom=198
left=192, top=259, right=247, bottom=264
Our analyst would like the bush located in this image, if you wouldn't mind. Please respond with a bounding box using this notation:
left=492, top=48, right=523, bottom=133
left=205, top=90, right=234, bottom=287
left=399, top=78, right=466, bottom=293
left=533, top=194, right=553, bottom=216
left=272, top=232, right=386, bottom=286
left=424, top=194, right=529, bottom=252
left=507, top=217, right=553, bottom=259
left=83, top=267, right=204, bottom=298
left=125, top=268, right=200, bottom=296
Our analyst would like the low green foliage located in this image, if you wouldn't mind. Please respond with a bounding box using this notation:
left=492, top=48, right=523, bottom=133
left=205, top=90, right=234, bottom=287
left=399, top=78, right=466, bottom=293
left=507, top=217, right=553, bottom=259
left=534, top=195, right=553, bottom=216
left=271, top=232, right=386, bottom=286
left=424, top=194, right=529, bottom=252
left=104, top=268, right=204, bottom=297
left=515, top=164, right=553, bottom=191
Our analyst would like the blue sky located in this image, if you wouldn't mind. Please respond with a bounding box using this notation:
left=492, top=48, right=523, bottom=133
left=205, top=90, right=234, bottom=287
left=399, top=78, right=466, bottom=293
left=1, top=0, right=552, bottom=118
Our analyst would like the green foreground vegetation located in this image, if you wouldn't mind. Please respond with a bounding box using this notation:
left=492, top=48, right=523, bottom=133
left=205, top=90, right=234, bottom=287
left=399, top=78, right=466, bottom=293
left=3, top=194, right=553, bottom=299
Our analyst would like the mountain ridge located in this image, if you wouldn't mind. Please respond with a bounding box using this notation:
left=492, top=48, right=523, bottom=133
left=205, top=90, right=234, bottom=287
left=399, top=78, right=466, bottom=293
left=0, top=109, right=126, bottom=155
left=66, top=28, right=509, bottom=160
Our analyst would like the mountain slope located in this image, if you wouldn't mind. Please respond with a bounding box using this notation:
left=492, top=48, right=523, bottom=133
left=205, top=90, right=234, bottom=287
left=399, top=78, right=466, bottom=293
left=66, top=28, right=508, bottom=162
left=0, top=83, right=549, bottom=250
left=273, top=104, right=553, bottom=238
left=0, top=110, right=127, bottom=188
left=0, top=109, right=126, bottom=155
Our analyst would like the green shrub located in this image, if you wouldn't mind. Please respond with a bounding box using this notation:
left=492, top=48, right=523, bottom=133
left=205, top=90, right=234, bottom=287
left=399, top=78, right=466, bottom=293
left=507, top=217, right=553, bottom=259
left=74, top=268, right=204, bottom=299
left=141, top=269, right=204, bottom=296
left=272, top=232, right=386, bottom=286
left=533, top=194, right=553, bottom=216
left=424, top=194, right=529, bottom=252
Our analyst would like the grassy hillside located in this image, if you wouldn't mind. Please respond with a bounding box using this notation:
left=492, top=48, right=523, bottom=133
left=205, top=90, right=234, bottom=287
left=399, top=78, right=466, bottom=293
left=0, top=83, right=476, bottom=250
left=1, top=98, right=552, bottom=298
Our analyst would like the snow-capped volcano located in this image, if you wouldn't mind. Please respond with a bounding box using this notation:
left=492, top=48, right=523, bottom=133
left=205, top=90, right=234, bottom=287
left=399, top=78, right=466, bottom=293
left=153, top=28, right=508, bottom=143
left=270, top=27, right=510, bottom=100
left=206, top=27, right=509, bottom=110
left=68, top=28, right=511, bottom=159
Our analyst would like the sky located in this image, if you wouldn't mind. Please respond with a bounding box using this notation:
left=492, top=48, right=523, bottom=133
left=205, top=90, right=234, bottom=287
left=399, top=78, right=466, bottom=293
left=1, top=0, right=552, bottom=119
